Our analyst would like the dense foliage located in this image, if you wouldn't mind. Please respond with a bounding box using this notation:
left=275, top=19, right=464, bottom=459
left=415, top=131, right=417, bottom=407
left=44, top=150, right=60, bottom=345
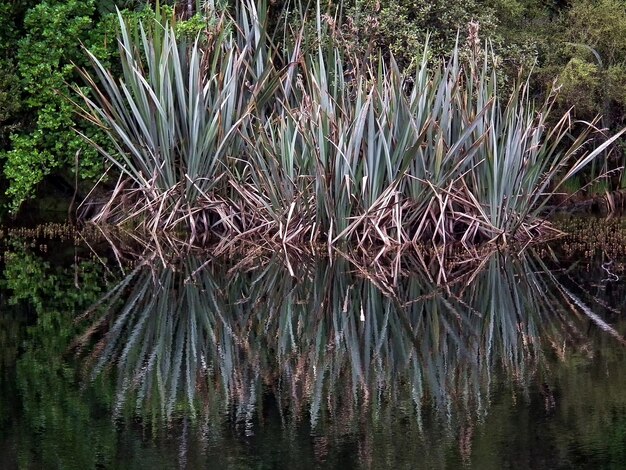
left=0, top=0, right=182, bottom=214
left=73, top=2, right=624, bottom=250
left=1, top=0, right=626, bottom=218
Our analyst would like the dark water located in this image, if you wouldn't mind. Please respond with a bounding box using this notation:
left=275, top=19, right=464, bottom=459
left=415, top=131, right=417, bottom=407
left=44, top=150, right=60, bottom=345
left=2, top=224, right=626, bottom=469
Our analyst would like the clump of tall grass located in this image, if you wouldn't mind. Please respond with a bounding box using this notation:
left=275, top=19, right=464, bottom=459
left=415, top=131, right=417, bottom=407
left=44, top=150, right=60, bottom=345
left=74, top=2, right=276, bottom=239
left=74, top=1, right=626, bottom=250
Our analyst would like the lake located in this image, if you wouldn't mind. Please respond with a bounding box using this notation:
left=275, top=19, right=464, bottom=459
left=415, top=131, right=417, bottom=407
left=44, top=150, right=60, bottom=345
left=1, top=219, right=626, bottom=469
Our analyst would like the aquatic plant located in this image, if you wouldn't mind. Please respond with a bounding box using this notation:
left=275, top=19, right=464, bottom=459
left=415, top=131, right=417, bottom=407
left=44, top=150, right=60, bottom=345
left=74, top=1, right=626, bottom=250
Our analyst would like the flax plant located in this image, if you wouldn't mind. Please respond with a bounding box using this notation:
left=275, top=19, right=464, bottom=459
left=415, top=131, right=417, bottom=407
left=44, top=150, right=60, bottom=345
left=75, top=1, right=626, bottom=250
left=74, top=2, right=277, bottom=237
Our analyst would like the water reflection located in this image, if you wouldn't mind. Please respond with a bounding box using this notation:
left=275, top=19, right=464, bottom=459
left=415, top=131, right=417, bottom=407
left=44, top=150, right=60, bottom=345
left=75, top=248, right=608, bottom=448
left=2, top=229, right=626, bottom=468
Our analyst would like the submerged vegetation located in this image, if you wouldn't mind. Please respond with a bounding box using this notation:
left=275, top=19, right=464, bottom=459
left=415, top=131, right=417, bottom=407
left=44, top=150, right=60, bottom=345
left=73, top=1, right=626, bottom=252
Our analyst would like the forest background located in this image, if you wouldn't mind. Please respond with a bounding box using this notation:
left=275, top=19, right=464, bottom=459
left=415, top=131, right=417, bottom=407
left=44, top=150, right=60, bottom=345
left=1, top=0, right=624, bottom=218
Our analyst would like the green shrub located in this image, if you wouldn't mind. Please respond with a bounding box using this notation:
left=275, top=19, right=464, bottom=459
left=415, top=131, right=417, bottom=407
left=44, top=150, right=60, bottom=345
left=0, top=62, right=22, bottom=149
left=557, top=58, right=601, bottom=118
left=550, top=0, right=626, bottom=124
left=2, top=0, right=106, bottom=212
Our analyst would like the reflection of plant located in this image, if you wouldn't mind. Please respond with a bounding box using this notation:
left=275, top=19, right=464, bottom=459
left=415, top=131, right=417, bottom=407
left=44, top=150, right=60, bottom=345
left=79, top=247, right=596, bottom=440
left=4, top=240, right=107, bottom=314
left=4, top=231, right=626, bottom=468
left=0, top=237, right=120, bottom=469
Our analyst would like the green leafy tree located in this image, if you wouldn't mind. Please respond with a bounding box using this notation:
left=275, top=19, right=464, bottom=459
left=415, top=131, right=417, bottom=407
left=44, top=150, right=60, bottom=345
left=557, top=0, right=626, bottom=125
left=2, top=0, right=115, bottom=213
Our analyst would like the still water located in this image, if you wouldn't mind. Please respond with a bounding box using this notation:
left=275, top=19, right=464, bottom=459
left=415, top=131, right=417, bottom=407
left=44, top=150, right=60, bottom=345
left=1, top=221, right=626, bottom=469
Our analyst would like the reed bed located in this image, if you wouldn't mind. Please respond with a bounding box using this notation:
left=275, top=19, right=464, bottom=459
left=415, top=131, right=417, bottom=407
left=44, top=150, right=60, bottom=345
left=74, top=1, right=626, bottom=251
